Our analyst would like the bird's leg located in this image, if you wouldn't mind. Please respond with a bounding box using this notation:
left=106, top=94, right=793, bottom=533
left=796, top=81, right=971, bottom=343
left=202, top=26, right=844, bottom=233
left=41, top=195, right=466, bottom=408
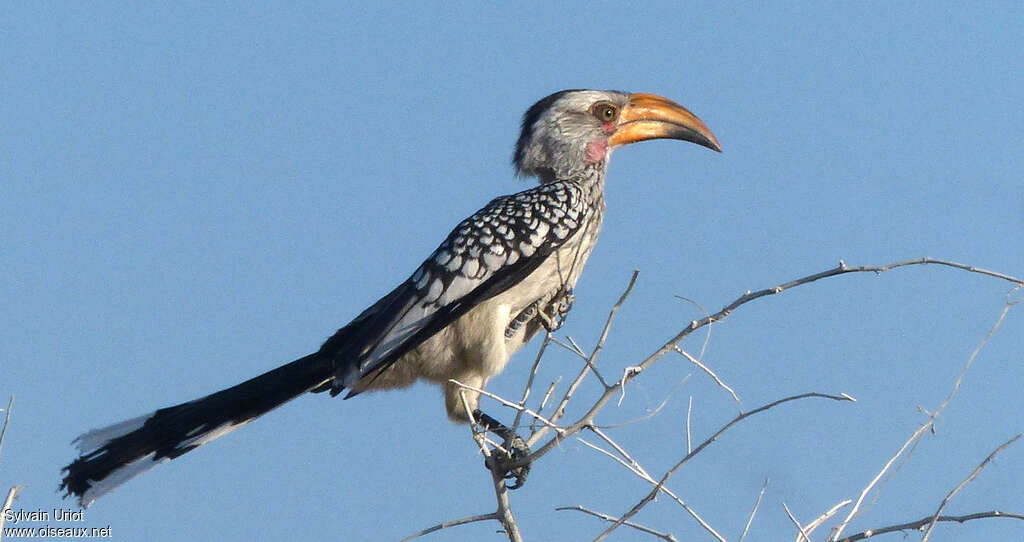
left=504, top=300, right=541, bottom=339
left=537, top=287, right=575, bottom=332
left=472, top=409, right=531, bottom=489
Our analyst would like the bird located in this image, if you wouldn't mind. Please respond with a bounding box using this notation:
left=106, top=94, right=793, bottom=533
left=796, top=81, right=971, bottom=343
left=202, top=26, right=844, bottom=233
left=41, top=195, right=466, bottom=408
left=61, top=89, right=720, bottom=506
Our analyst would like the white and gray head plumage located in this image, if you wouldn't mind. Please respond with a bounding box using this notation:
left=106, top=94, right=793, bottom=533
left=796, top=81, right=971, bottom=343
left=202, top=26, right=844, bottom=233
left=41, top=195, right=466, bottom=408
left=513, top=90, right=631, bottom=183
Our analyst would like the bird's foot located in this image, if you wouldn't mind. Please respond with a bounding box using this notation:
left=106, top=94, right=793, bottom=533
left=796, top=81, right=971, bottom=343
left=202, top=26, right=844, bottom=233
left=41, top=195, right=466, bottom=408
left=539, top=287, right=575, bottom=332
left=473, top=409, right=532, bottom=490
left=486, top=434, right=531, bottom=490
left=505, top=300, right=540, bottom=339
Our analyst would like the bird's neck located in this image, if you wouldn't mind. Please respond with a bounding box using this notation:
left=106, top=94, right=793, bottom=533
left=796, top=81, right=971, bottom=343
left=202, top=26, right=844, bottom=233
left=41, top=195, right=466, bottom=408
left=577, top=161, right=608, bottom=209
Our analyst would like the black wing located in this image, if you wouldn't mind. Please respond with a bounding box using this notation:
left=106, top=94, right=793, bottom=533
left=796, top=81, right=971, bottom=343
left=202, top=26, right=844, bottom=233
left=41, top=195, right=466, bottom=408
left=319, top=180, right=589, bottom=392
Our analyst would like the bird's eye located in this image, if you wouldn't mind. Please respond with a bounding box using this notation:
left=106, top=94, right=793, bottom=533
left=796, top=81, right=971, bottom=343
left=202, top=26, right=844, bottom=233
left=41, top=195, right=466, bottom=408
left=592, top=102, right=618, bottom=122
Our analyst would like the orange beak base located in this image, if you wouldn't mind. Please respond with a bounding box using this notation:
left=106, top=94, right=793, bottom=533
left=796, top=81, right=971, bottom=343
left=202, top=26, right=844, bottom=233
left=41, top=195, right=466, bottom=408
left=608, top=93, right=721, bottom=152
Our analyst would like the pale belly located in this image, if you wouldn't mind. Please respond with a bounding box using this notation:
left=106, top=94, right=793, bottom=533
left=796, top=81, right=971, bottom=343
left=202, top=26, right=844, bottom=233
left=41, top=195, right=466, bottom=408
left=352, top=215, right=603, bottom=421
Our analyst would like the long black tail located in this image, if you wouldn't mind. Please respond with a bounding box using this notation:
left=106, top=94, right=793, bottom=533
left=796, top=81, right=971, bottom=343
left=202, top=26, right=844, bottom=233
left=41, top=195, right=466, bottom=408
left=61, top=352, right=334, bottom=506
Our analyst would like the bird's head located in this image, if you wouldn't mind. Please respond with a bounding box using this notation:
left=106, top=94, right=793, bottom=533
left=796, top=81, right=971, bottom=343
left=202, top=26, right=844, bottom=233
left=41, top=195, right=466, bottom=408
left=513, top=89, right=721, bottom=183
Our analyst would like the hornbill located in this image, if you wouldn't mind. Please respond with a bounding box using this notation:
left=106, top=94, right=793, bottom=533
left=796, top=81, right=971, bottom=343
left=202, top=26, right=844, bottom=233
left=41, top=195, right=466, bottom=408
left=61, top=89, right=720, bottom=506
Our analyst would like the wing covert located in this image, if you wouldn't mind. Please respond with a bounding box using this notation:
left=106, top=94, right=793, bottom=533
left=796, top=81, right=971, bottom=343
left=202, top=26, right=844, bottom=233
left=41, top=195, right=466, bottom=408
left=325, top=180, right=588, bottom=390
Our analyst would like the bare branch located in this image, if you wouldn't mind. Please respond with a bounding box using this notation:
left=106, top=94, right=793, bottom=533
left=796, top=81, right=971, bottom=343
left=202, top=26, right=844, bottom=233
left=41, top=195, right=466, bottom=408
left=783, top=503, right=812, bottom=542
left=594, top=375, right=688, bottom=430
left=566, top=336, right=588, bottom=358
left=738, top=478, right=769, bottom=542
left=0, top=395, right=13, bottom=463
left=529, top=259, right=1014, bottom=469
left=675, top=346, right=741, bottom=405
left=549, top=336, right=587, bottom=359
left=597, top=392, right=855, bottom=540
left=530, top=377, right=561, bottom=435
left=796, top=500, right=852, bottom=542
left=402, top=513, right=500, bottom=541
left=0, top=397, right=22, bottom=542
left=556, top=505, right=679, bottom=542
left=450, top=379, right=563, bottom=434
left=921, top=434, right=1022, bottom=541
left=576, top=437, right=651, bottom=482
left=578, top=436, right=727, bottom=542
left=453, top=260, right=1020, bottom=541
left=588, top=426, right=651, bottom=480
left=452, top=393, right=522, bottom=542
left=836, top=511, right=1024, bottom=542
left=529, top=270, right=639, bottom=447
left=1, top=486, right=24, bottom=539
left=831, top=423, right=933, bottom=540
left=672, top=295, right=714, bottom=366
left=512, top=334, right=551, bottom=431
left=686, top=395, right=693, bottom=454
left=831, top=296, right=1017, bottom=540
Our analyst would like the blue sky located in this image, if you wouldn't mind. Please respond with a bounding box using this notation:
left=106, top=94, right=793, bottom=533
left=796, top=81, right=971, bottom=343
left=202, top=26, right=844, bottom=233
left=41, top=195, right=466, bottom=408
left=2, top=3, right=1021, bottom=541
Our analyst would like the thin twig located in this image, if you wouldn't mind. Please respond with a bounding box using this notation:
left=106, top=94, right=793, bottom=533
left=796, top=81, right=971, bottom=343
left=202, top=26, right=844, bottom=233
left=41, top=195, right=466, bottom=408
left=596, top=392, right=855, bottom=541
left=589, top=426, right=651, bottom=480
left=449, top=379, right=563, bottom=433
left=797, top=500, right=852, bottom=542
left=576, top=437, right=651, bottom=482
left=401, top=513, right=500, bottom=541
left=557, top=505, right=679, bottom=542
left=545, top=259, right=1022, bottom=467
left=0, top=397, right=21, bottom=542
left=529, top=270, right=640, bottom=447
left=512, top=334, right=551, bottom=432
left=566, top=336, right=588, bottom=358
left=454, top=392, right=522, bottom=542
left=538, top=378, right=560, bottom=413
left=549, top=336, right=587, bottom=359
left=686, top=395, right=693, bottom=454
left=555, top=336, right=610, bottom=388
left=784, top=503, right=812, bottom=542
left=1, top=486, right=24, bottom=539
left=833, top=423, right=933, bottom=539
left=836, top=511, right=1024, bottom=542
left=578, top=438, right=725, bottom=542
left=0, top=396, right=12, bottom=463
left=596, top=375, right=690, bottom=430
left=738, top=478, right=769, bottom=542
left=921, top=434, right=1021, bottom=541
left=455, top=260, right=1019, bottom=542
left=673, top=295, right=714, bottom=366
left=530, top=377, right=561, bottom=435
left=675, top=347, right=741, bottom=405
left=830, top=296, right=1017, bottom=541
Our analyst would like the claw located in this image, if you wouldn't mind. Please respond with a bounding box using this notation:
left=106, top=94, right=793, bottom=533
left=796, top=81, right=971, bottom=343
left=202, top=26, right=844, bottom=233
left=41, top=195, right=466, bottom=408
left=539, top=287, right=575, bottom=332
left=473, top=409, right=533, bottom=489
left=491, top=435, right=531, bottom=489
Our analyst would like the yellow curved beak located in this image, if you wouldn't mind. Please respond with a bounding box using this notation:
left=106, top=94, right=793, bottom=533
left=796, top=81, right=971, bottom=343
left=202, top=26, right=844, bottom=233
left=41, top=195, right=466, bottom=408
left=608, top=93, right=721, bottom=152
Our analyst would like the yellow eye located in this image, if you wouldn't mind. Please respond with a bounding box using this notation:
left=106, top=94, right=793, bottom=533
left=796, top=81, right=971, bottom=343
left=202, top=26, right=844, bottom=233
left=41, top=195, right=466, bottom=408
left=592, top=102, right=618, bottom=122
